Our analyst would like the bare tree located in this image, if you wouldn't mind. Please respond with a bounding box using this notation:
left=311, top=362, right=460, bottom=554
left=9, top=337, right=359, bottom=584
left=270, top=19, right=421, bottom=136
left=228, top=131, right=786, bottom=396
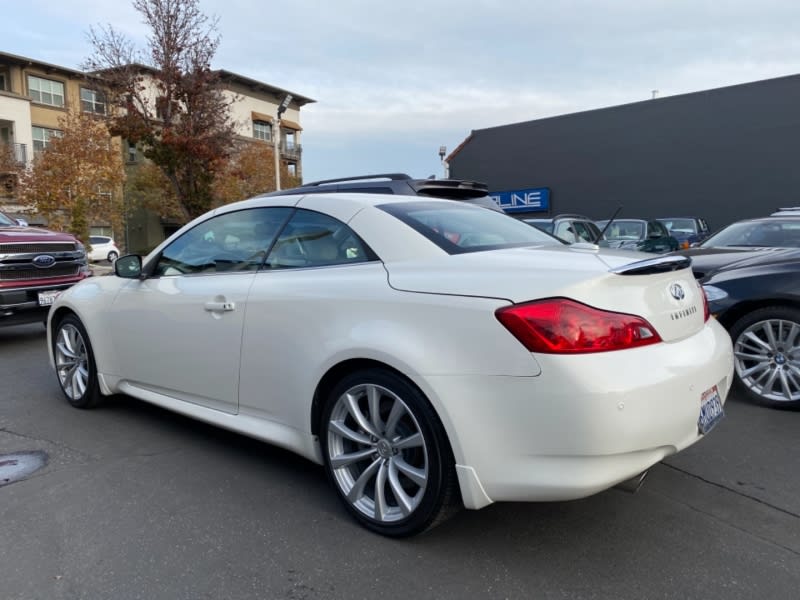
left=84, top=0, right=237, bottom=222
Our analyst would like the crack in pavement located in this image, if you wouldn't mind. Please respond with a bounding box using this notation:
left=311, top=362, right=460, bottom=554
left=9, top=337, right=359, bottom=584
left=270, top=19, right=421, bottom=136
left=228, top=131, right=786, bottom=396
left=660, top=462, right=800, bottom=558
left=0, top=426, right=93, bottom=462
left=662, top=462, right=800, bottom=520
left=0, top=427, right=183, bottom=463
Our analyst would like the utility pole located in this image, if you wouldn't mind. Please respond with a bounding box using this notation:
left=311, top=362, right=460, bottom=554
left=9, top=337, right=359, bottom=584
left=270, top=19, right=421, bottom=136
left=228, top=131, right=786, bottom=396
left=274, top=94, right=293, bottom=191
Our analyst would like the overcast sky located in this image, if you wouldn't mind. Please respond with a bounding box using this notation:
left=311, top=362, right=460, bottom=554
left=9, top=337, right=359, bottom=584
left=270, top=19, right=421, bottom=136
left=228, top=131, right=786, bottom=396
left=5, top=0, right=800, bottom=181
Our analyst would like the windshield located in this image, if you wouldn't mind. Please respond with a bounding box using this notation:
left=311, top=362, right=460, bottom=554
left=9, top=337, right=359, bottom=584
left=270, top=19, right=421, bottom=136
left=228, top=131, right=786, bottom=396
left=379, top=201, right=562, bottom=254
left=597, top=219, right=645, bottom=241
left=658, top=218, right=697, bottom=234
left=0, top=211, right=18, bottom=227
left=701, top=219, right=800, bottom=248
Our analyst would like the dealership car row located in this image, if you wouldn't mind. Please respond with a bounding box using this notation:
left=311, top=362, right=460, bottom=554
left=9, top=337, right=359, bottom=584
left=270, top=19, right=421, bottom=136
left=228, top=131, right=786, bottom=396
left=3, top=177, right=798, bottom=536
left=525, top=207, right=800, bottom=408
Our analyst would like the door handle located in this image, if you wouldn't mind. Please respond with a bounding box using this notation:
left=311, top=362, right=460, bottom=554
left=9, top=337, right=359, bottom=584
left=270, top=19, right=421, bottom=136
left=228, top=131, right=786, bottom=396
left=204, top=301, right=235, bottom=312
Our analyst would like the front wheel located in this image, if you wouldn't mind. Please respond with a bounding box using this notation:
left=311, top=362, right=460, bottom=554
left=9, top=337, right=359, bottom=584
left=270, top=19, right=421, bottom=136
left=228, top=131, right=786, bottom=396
left=730, top=306, right=800, bottom=408
left=321, top=368, right=459, bottom=537
left=52, top=314, right=103, bottom=409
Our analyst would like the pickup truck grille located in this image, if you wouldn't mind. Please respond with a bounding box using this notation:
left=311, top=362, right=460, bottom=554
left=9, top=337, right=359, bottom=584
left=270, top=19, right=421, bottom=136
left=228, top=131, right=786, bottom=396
left=0, top=242, right=78, bottom=253
left=0, top=265, right=82, bottom=280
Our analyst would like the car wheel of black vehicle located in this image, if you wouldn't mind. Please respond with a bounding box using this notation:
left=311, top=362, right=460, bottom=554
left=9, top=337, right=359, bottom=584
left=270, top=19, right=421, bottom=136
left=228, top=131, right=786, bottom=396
left=321, top=368, right=459, bottom=537
left=52, top=314, right=103, bottom=409
left=730, top=306, right=800, bottom=409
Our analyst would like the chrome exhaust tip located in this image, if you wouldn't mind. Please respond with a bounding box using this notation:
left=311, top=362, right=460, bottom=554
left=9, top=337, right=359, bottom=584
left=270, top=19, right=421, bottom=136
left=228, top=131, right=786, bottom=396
left=614, top=470, right=649, bottom=494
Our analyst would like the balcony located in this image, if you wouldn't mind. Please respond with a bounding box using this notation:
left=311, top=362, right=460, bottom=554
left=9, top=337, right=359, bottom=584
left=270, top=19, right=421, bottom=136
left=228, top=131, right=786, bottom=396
left=280, top=141, right=302, bottom=161
left=2, top=142, right=28, bottom=165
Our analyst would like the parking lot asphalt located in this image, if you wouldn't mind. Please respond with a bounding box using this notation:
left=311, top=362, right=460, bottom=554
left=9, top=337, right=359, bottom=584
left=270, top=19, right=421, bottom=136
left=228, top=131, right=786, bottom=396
left=1, top=323, right=799, bottom=600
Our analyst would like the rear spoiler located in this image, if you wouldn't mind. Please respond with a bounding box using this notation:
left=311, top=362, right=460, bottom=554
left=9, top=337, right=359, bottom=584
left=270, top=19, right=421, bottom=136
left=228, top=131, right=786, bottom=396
left=610, top=255, right=691, bottom=275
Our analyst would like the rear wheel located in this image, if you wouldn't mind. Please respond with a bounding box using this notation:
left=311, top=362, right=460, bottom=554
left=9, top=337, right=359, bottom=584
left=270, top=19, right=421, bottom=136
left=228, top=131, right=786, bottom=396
left=52, top=314, right=103, bottom=409
left=321, top=368, right=459, bottom=536
left=107, top=251, right=118, bottom=263
left=730, top=306, right=800, bottom=408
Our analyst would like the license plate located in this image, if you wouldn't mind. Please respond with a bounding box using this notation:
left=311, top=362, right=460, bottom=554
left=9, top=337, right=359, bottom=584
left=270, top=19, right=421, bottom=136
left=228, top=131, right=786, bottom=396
left=37, top=290, right=62, bottom=307
left=698, top=385, right=724, bottom=434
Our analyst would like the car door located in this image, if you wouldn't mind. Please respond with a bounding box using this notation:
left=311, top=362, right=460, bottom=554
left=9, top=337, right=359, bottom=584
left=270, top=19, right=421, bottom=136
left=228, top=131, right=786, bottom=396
left=108, top=207, right=291, bottom=414
left=237, top=208, right=380, bottom=428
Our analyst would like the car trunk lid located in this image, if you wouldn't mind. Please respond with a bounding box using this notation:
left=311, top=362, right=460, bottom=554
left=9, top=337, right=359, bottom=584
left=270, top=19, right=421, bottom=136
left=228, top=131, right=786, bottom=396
left=385, top=247, right=705, bottom=343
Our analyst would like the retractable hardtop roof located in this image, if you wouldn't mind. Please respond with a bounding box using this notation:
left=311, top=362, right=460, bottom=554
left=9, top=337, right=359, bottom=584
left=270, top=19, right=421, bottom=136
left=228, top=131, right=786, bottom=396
left=298, top=173, right=490, bottom=200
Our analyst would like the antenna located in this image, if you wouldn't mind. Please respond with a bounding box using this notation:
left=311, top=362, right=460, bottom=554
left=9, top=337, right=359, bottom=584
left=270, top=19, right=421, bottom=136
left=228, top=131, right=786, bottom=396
left=596, top=205, right=624, bottom=243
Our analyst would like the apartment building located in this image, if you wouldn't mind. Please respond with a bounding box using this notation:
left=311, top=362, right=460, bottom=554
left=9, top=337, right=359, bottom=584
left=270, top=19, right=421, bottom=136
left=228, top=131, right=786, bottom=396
left=0, top=51, right=98, bottom=215
left=122, top=64, right=314, bottom=252
left=0, top=50, right=314, bottom=250
left=218, top=69, right=310, bottom=180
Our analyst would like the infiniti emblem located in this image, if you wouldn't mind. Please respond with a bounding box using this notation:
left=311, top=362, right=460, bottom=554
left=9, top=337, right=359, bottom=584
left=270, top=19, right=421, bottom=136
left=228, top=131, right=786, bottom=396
left=33, top=255, right=56, bottom=268
left=669, top=283, right=685, bottom=301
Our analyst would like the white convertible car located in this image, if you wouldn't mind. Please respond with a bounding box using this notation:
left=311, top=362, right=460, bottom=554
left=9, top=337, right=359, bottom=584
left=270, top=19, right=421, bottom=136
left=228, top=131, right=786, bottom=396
left=47, top=193, right=733, bottom=536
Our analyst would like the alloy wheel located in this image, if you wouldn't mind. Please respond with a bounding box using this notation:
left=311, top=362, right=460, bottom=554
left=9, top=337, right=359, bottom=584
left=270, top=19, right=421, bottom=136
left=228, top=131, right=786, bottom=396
left=326, top=383, right=429, bottom=524
left=734, top=318, right=800, bottom=403
left=55, top=323, right=90, bottom=401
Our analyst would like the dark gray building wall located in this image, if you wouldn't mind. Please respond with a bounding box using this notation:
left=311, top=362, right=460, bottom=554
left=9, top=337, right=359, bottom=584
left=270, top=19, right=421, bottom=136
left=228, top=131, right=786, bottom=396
left=449, top=74, right=800, bottom=230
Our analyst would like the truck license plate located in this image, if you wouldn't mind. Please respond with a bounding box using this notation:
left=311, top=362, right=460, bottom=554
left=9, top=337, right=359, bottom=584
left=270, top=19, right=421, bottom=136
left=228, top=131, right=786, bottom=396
left=37, top=290, right=62, bottom=307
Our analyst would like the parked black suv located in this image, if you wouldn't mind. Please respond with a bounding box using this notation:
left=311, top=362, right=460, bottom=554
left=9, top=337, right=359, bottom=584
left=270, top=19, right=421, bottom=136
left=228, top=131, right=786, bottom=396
left=264, top=173, right=504, bottom=212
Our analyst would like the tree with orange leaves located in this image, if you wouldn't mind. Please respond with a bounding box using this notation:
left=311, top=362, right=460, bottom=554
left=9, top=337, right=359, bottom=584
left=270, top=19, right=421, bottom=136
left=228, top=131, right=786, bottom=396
left=0, top=144, right=25, bottom=203
left=212, top=141, right=279, bottom=206
left=18, top=112, right=126, bottom=245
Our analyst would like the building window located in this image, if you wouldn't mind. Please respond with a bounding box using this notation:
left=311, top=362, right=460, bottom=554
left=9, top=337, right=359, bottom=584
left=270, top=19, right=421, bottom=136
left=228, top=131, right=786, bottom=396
left=0, top=73, right=7, bottom=92
left=127, top=141, right=138, bottom=163
left=81, top=88, right=106, bottom=115
left=32, top=126, right=61, bottom=154
left=253, top=120, right=272, bottom=141
left=284, top=130, right=296, bottom=150
left=287, top=162, right=297, bottom=177
left=28, top=75, right=65, bottom=108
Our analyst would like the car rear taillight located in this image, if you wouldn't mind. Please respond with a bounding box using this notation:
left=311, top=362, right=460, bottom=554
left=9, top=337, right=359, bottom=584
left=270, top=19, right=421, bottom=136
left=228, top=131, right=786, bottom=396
left=496, top=298, right=662, bottom=354
left=700, top=284, right=710, bottom=322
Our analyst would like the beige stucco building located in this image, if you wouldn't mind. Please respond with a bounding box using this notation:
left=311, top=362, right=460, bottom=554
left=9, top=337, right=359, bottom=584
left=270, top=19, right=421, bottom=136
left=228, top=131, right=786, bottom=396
left=0, top=50, right=314, bottom=251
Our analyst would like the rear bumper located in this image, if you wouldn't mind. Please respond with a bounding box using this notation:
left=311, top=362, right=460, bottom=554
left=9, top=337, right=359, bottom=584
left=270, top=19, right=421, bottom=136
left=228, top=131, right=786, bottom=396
left=421, top=318, right=734, bottom=509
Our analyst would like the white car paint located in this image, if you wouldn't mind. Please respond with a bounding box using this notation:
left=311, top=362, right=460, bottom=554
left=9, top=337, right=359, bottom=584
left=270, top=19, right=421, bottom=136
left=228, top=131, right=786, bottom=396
left=47, top=192, right=734, bottom=528
left=87, top=236, right=120, bottom=262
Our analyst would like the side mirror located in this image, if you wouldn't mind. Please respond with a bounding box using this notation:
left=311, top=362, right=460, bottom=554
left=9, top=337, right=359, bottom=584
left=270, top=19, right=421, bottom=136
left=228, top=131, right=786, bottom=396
left=115, top=254, right=143, bottom=279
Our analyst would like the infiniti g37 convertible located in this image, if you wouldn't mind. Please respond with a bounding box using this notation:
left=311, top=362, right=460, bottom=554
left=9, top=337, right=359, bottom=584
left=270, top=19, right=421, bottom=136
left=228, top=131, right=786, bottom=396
left=47, top=193, right=733, bottom=537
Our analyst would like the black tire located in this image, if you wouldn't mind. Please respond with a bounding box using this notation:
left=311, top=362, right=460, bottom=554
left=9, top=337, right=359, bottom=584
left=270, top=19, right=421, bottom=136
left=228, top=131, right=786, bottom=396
left=729, top=305, right=800, bottom=409
left=52, top=314, right=103, bottom=409
left=320, top=368, right=459, bottom=537
left=107, top=251, right=118, bottom=263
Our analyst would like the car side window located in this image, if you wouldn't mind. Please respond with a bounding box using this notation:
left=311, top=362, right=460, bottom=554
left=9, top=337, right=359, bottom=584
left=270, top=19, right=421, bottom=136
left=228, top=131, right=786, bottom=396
left=554, top=221, right=576, bottom=242
left=153, top=207, right=291, bottom=276
left=572, top=222, right=595, bottom=243
left=648, top=221, right=667, bottom=238
left=266, top=209, right=373, bottom=269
